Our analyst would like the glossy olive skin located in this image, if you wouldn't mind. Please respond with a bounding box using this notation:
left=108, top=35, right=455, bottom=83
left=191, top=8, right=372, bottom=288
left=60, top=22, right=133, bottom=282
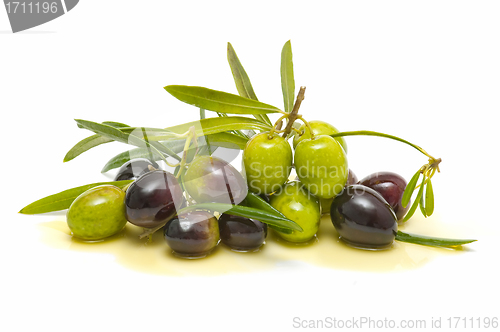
left=164, top=211, right=219, bottom=257
left=114, top=158, right=158, bottom=181
left=359, top=172, right=409, bottom=221
left=183, top=155, right=247, bottom=205
left=125, top=170, right=184, bottom=228
left=67, top=185, right=127, bottom=241
left=243, top=132, right=293, bottom=195
left=330, top=185, right=397, bottom=249
left=270, top=181, right=321, bottom=243
left=294, top=135, right=348, bottom=199
left=293, top=120, right=348, bottom=153
left=218, top=214, right=267, bottom=251
left=320, top=169, right=358, bottom=214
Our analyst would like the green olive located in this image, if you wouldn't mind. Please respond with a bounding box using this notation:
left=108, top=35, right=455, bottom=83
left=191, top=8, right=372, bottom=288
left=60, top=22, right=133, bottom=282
left=293, top=120, right=347, bottom=153
left=67, top=185, right=127, bottom=241
left=294, top=135, right=348, bottom=199
left=242, top=132, right=292, bottom=195
left=269, top=181, right=320, bottom=243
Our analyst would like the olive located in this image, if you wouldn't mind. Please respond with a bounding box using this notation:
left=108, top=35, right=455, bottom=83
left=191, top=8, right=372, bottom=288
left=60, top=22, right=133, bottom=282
left=320, top=168, right=358, bottom=214
left=67, top=185, right=127, bottom=241
left=293, top=120, right=348, bottom=153
left=125, top=170, right=184, bottom=228
left=294, top=135, right=348, bottom=199
left=183, top=155, right=247, bottom=205
left=242, top=132, right=293, bottom=195
left=359, top=172, right=409, bottom=221
left=269, top=181, right=321, bottom=243
left=114, top=158, right=158, bottom=181
left=164, top=211, right=219, bottom=258
left=218, top=214, right=267, bottom=251
left=330, top=184, right=397, bottom=249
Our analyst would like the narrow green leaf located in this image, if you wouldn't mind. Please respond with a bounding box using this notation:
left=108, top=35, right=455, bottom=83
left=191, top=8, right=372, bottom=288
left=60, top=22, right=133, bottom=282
left=243, top=192, right=293, bottom=234
left=100, top=134, right=244, bottom=174
left=425, top=178, right=435, bottom=216
left=64, top=134, right=114, bottom=162
left=76, top=120, right=181, bottom=162
left=19, top=180, right=133, bottom=214
left=396, top=231, right=476, bottom=248
left=177, top=203, right=303, bottom=232
left=207, top=132, right=249, bottom=150
left=102, top=121, right=130, bottom=128
left=402, top=169, right=421, bottom=208
left=419, top=183, right=427, bottom=217
left=164, top=85, right=282, bottom=115
left=280, top=40, right=295, bottom=113
left=163, top=116, right=271, bottom=137
left=402, top=175, right=426, bottom=222
left=227, top=42, right=272, bottom=126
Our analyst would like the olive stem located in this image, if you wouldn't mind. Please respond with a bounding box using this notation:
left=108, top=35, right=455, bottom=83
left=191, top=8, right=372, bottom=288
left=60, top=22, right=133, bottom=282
left=281, top=86, right=306, bottom=138
left=270, top=114, right=289, bottom=138
left=296, top=115, right=316, bottom=139
left=176, top=126, right=198, bottom=178
left=329, top=130, right=439, bottom=163
left=139, top=222, right=168, bottom=239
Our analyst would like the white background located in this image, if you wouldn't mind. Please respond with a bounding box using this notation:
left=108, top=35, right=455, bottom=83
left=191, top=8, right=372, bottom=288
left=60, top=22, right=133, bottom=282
left=1, top=1, right=499, bottom=331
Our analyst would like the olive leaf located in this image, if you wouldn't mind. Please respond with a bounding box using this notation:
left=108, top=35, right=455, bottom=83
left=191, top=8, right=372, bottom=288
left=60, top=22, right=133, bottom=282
left=19, top=180, right=133, bottom=214
left=177, top=203, right=303, bottom=232
left=101, top=121, right=131, bottom=128
left=164, top=85, right=282, bottom=115
left=208, top=132, right=249, bottom=150
left=64, top=134, right=114, bottom=162
left=280, top=40, right=295, bottom=114
left=419, top=185, right=427, bottom=217
left=401, top=169, right=421, bottom=208
left=75, top=119, right=181, bottom=163
left=425, top=178, right=435, bottom=216
left=402, top=175, right=426, bottom=222
left=395, top=231, right=476, bottom=248
left=64, top=121, right=132, bottom=162
left=242, top=192, right=293, bottom=234
left=227, top=42, right=272, bottom=126
left=162, top=116, right=271, bottom=137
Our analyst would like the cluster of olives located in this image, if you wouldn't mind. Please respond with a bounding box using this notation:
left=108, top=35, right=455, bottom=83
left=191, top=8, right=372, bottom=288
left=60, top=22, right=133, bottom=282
left=67, top=118, right=412, bottom=255
left=67, top=157, right=267, bottom=257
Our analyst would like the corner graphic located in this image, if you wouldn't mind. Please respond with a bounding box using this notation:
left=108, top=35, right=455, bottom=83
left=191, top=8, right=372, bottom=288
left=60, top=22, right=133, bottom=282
left=3, top=0, right=79, bottom=33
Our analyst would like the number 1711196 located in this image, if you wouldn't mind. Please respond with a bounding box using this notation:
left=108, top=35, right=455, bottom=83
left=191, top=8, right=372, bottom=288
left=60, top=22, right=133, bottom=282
left=5, top=2, right=59, bottom=14
left=447, top=317, right=498, bottom=329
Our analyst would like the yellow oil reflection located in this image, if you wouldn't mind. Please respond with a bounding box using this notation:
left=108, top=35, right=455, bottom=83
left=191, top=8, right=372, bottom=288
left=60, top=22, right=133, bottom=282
left=38, top=215, right=468, bottom=276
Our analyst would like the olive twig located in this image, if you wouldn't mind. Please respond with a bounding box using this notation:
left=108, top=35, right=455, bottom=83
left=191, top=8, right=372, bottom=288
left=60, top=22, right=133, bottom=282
left=269, top=114, right=289, bottom=138
left=139, top=222, right=168, bottom=240
left=176, top=126, right=198, bottom=179
left=282, top=86, right=306, bottom=138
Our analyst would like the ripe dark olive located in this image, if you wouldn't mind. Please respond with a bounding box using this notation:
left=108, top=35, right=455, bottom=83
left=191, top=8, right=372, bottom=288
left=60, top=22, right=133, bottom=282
left=125, top=170, right=184, bottom=228
left=218, top=214, right=267, bottom=251
left=183, top=155, right=247, bottom=205
left=114, top=158, right=158, bottom=181
left=164, top=211, right=219, bottom=258
left=359, top=171, right=409, bottom=221
left=330, top=185, right=397, bottom=249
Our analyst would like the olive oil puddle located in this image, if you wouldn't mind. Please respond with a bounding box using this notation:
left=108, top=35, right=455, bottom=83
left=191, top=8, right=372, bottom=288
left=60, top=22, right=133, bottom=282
left=37, top=215, right=468, bottom=276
